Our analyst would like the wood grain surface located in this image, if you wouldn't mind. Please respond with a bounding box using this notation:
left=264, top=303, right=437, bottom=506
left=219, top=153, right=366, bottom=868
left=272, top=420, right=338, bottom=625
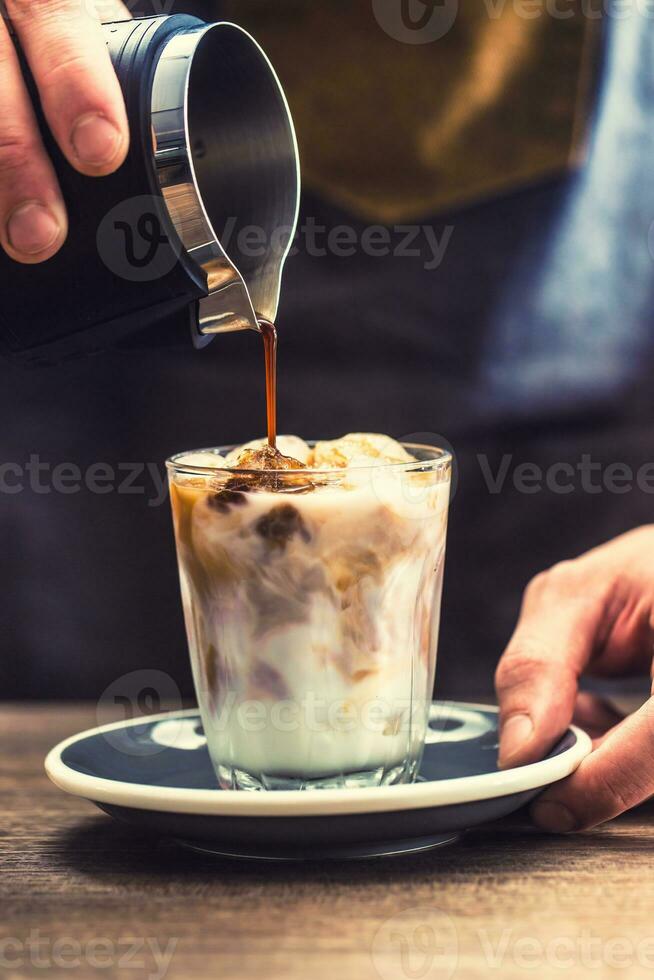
left=1, top=702, right=653, bottom=980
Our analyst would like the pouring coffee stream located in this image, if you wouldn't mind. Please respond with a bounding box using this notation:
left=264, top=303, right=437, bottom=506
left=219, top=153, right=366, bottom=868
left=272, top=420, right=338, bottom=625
left=258, top=318, right=278, bottom=450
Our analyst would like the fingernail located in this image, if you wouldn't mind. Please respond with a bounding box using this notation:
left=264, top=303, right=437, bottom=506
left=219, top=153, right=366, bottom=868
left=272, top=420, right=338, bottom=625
left=7, top=202, right=60, bottom=255
left=531, top=800, right=577, bottom=833
left=499, top=713, right=534, bottom=767
left=71, top=113, right=121, bottom=166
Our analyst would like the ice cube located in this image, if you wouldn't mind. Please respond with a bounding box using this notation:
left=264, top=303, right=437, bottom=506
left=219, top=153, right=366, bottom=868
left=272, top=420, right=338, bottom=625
left=234, top=446, right=306, bottom=471
left=225, top=445, right=314, bottom=494
left=224, top=436, right=311, bottom=467
left=309, top=433, right=415, bottom=469
left=175, top=451, right=226, bottom=469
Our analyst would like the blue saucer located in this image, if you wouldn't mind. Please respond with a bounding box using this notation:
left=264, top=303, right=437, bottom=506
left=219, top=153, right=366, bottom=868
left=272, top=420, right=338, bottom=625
left=46, top=702, right=590, bottom=861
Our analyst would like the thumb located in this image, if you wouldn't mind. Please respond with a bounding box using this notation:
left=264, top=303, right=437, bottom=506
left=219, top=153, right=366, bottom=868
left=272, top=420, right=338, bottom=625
left=531, top=696, right=654, bottom=832
left=495, top=563, right=603, bottom=768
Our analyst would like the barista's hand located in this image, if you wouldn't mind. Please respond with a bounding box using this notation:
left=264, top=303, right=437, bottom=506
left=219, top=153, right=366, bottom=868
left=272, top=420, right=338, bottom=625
left=495, top=525, right=654, bottom=832
left=0, top=0, right=130, bottom=263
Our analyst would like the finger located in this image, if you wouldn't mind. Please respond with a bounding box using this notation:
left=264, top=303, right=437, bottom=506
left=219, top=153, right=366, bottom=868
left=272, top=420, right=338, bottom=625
left=495, top=563, right=606, bottom=769
left=531, top=696, right=654, bottom=832
left=7, top=0, right=129, bottom=176
left=0, top=19, right=66, bottom=261
left=586, top=591, right=654, bottom=678
left=590, top=700, right=646, bottom=751
left=572, top=692, right=625, bottom=740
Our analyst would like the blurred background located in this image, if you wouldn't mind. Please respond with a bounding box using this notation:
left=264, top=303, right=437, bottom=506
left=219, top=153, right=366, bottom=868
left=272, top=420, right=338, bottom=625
left=2, top=0, right=654, bottom=700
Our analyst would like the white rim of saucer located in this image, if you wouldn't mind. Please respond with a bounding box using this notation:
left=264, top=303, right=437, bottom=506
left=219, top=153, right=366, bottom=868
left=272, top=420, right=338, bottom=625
left=45, top=704, right=591, bottom=818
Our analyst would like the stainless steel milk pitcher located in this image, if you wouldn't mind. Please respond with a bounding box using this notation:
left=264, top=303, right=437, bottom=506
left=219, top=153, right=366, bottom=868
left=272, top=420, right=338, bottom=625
left=0, top=15, right=300, bottom=364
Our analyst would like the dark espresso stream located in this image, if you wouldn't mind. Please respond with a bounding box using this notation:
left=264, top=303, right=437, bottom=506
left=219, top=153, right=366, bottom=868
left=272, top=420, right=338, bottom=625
left=228, top=316, right=308, bottom=481
left=258, top=318, right=277, bottom=450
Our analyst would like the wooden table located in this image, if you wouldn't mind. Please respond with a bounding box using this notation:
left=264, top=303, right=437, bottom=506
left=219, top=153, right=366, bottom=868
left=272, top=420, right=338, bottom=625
left=2, top=702, right=653, bottom=980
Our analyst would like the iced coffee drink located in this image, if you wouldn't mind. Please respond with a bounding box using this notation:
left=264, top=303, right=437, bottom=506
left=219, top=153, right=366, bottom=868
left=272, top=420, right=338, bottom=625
left=168, top=434, right=451, bottom=791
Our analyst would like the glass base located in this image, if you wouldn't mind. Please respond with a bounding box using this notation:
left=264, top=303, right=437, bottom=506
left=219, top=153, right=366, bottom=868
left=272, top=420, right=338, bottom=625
left=216, top=759, right=420, bottom=791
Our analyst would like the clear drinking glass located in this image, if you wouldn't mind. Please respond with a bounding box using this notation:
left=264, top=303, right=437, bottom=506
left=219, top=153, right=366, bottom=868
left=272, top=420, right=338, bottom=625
left=167, top=442, right=451, bottom=791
